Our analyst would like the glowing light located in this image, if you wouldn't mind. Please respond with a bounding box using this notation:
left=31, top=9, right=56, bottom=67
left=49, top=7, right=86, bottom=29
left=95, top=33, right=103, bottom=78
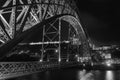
left=105, top=71, right=114, bottom=80
left=91, top=62, right=94, bottom=66
left=44, top=50, right=46, bottom=53
left=55, top=49, right=58, bottom=53
left=75, top=54, right=78, bottom=57
left=83, top=64, right=85, bottom=66
left=66, top=59, right=69, bottom=62
left=77, top=57, right=80, bottom=62
left=77, top=70, right=94, bottom=80
left=29, top=41, right=70, bottom=45
left=106, top=63, right=111, bottom=67
left=77, top=58, right=79, bottom=62
left=58, top=57, right=61, bottom=62
left=105, top=60, right=112, bottom=67
left=39, top=59, right=43, bottom=62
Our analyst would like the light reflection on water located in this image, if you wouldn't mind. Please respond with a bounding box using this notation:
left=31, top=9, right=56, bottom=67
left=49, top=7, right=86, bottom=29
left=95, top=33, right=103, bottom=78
left=77, top=70, right=116, bottom=80
left=105, top=71, right=114, bottom=80
left=77, top=69, right=94, bottom=80
left=7, top=69, right=120, bottom=80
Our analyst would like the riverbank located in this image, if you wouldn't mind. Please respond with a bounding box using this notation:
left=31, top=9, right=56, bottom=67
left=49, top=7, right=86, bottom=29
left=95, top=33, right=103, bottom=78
left=74, top=63, right=120, bottom=70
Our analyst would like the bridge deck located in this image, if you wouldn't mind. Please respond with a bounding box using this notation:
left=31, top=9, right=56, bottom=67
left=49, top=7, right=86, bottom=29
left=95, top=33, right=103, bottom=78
left=0, top=61, right=78, bottom=80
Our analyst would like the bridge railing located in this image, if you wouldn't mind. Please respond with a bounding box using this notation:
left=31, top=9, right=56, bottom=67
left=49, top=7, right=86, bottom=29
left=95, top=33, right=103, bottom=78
left=0, top=61, right=78, bottom=79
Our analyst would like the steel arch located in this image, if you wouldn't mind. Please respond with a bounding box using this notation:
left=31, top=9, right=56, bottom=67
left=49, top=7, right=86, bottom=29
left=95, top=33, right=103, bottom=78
left=0, top=0, right=78, bottom=45
left=14, top=15, right=89, bottom=62
left=0, top=0, right=90, bottom=59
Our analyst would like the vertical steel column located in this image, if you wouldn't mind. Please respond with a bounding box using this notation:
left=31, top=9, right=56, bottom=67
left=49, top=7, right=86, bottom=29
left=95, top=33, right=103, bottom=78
left=58, top=18, right=61, bottom=62
left=40, top=25, right=45, bottom=62
left=66, top=24, right=70, bottom=62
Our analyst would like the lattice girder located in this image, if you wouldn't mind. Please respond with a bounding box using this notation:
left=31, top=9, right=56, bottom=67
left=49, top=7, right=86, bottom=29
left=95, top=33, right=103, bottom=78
left=27, top=15, right=89, bottom=62
left=0, top=0, right=78, bottom=45
left=0, top=62, right=59, bottom=79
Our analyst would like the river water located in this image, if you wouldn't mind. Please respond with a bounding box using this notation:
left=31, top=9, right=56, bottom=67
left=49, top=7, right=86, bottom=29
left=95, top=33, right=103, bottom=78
left=8, top=68, right=120, bottom=80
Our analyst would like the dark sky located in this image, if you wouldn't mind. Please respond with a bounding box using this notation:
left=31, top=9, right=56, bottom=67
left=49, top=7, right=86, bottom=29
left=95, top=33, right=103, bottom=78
left=76, top=0, right=120, bottom=44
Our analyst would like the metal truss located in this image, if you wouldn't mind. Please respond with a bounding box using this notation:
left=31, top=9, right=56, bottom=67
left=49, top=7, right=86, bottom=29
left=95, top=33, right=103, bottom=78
left=0, top=0, right=90, bottom=59
left=0, top=0, right=78, bottom=45
left=29, top=15, right=88, bottom=62
left=0, top=62, right=59, bottom=79
left=0, top=0, right=91, bottom=79
left=0, top=61, right=78, bottom=80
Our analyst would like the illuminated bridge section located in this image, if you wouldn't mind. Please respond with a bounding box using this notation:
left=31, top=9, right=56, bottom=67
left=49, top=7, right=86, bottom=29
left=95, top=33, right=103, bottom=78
left=0, top=0, right=90, bottom=59
left=13, top=15, right=88, bottom=62
left=0, top=0, right=91, bottom=79
left=25, top=15, right=85, bottom=62
left=0, top=0, right=78, bottom=45
left=0, top=61, right=78, bottom=79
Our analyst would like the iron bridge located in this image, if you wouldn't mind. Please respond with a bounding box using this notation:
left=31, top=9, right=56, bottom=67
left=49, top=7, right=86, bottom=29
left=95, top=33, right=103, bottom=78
left=0, top=0, right=90, bottom=79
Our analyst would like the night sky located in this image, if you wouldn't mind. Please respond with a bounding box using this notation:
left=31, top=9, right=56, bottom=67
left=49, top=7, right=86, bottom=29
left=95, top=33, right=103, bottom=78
left=76, top=0, right=120, bottom=44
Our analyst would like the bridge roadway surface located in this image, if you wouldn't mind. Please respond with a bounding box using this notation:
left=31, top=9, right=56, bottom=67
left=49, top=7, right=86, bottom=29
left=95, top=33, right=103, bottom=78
left=1, top=61, right=120, bottom=79
left=0, top=61, right=79, bottom=80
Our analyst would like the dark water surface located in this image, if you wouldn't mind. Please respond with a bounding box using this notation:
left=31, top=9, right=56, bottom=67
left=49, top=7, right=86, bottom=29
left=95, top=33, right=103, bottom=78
left=9, top=68, right=120, bottom=80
